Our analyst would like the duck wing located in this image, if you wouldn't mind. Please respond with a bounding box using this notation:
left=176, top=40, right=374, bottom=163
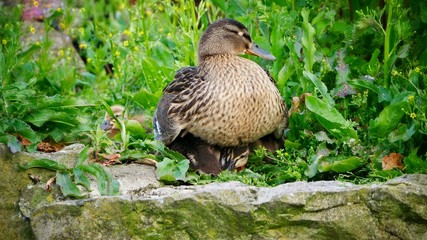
left=153, top=66, right=203, bottom=145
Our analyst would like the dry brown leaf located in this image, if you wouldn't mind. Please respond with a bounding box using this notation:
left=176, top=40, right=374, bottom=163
left=45, top=176, right=56, bottom=192
left=37, top=142, right=65, bottom=152
left=288, top=93, right=312, bottom=117
left=28, top=173, right=40, bottom=184
left=382, top=153, right=404, bottom=170
left=20, top=136, right=32, bottom=146
left=135, top=158, right=157, bottom=166
left=100, top=153, right=121, bottom=161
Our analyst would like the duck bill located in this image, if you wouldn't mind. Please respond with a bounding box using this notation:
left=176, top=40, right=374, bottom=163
left=247, top=43, right=276, bottom=61
left=101, top=120, right=112, bottom=131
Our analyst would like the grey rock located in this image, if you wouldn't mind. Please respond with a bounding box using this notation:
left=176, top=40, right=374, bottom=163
left=1, top=144, right=427, bottom=240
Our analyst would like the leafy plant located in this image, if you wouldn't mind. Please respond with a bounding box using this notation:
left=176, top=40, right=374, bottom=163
left=2, top=0, right=427, bottom=187
left=19, top=146, right=120, bottom=198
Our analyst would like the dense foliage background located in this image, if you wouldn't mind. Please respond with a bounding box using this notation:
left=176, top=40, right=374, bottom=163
left=1, top=0, right=427, bottom=191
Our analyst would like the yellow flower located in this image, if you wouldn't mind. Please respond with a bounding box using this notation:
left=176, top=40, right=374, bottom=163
left=133, top=46, right=139, bottom=51
left=146, top=10, right=152, bottom=16
left=120, top=3, right=125, bottom=9
left=35, top=41, right=41, bottom=46
left=58, top=50, right=64, bottom=56
left=114, top=50, right=120, bottom=56
left=87, top=58, right=92, bottom=63
left=408, top=95, right=414, bottom=102
left=138, top=31, right=144, bottom=36
left=2, top=39, right=7, bottom=45
left=123, top=40, right=129, bottom=47
left=33, top=1, right=39, bottom=7
left=30, top=26, right=36, bottom=34
left=124, top=30, right=131, bottom=36
left=410, top=112, right=416, bottom=119
left=392, top=70, right=398, bottom=76
left=415, top=67, right=421, bottom=73
left=79, top=43, right=87, bottom=49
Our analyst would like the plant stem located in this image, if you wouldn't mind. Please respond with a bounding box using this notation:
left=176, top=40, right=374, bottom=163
left=383, top=0, right=393, bottom=88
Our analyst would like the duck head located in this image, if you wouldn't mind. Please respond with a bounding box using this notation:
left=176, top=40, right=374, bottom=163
left=101, top=105, right=127, bottom=132
left=198, top=18, right=276, bottom=62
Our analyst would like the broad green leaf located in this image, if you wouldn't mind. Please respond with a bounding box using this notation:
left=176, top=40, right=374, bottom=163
left=305, top=95, right=358, bottom=140
left=133, top=88, right=161, bottom=109
left=76, top=146, right=90, bottom=166
left=318, top=156, right=365, bottom=173
left=404, top=148, right=427, bottom=174
left=142, top=139, right=166, bottom=152
left=153, top=42, right=174, bottom=67
left=301, top=8, right=316, bottom=72
left=378, top=87, right=392, bottom=103
left=19, top=159, right=68, bottom=172
left=2, top=119, right=41, bottom=144
left=73, top=168, right=91, bottom=191
left=369, top=101, right=408, bottom=139
left=126, top=119, right=147, bottom=139
left=348, top=79, right=380, bottom=94
left=303, top=71, right=334, bottom=106
left=77, top=164, right=119, bottom=196
left=388, top=124, right=415, bottom=143
left=155, top=158, right=189, bottom=182
left=56, top=172, right=85, bottom=198
left=24, top=109, right=77, bottom=127
left=119, top=149, right=158, bottom=161
left=284, top=140, right=301, bottom=150
left=77, top=164, right=106, bottom=195
left=277, top=58, right=295, bottom=92
left=17, top=44, right=41, bottom=62
left=163, top=148, right=188, bottom=162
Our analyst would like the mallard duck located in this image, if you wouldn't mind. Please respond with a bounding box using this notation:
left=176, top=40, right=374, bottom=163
left=153, top=18, right=287, bottom=173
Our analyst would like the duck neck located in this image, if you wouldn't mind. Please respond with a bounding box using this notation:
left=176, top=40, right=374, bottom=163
left=198, top=53, right=239, bottom=72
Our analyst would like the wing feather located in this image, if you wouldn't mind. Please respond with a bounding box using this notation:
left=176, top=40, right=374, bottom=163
left=153, top=67, right=203, bottom=145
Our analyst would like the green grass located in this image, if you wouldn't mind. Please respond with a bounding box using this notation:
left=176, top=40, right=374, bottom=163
left=1, top=0, right=427, bottom=190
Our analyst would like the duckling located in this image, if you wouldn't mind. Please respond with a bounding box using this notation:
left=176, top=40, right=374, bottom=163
left=153, top=18, right=287, bottom=174
left=101, top=105, right=150, bottom=139
left=168, top=134, right=249, bottom=176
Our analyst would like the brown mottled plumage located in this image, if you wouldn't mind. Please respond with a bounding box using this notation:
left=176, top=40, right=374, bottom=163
left=153, top=18, right=288, bottom=174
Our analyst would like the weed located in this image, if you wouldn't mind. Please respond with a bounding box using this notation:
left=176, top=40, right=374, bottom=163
left=3, top=0, right=427, bottom=191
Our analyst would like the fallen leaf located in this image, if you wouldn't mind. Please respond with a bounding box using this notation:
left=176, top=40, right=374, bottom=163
left=28, top=173, right=40, bottom=184
left=382, top=153, right=404, bottom=170
left=288, top=93, right=312, bottom=117
left=37, top=141, right=65, bottom=152
left=45, top=176, right=56, bottom=191
left=19, top=135, right=32, bottom=146
left=99, top=153, right=121, bottom=161
left=135, top=158, right=157, bottom=166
